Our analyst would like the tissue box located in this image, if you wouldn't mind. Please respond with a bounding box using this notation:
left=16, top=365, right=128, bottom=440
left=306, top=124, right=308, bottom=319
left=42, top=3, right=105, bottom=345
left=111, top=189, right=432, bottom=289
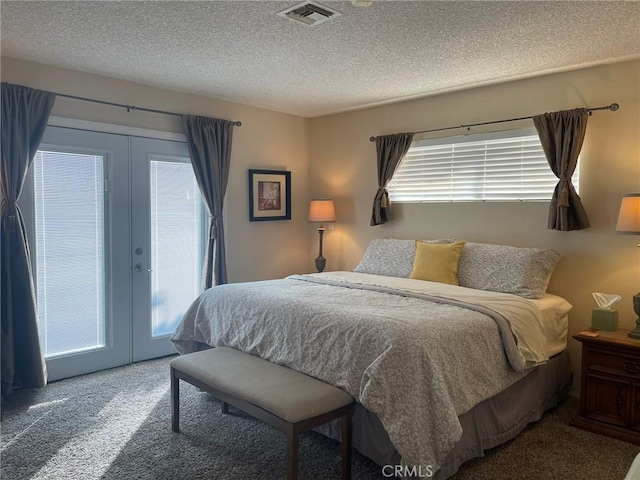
left=591, top=308, right=619, bottom=331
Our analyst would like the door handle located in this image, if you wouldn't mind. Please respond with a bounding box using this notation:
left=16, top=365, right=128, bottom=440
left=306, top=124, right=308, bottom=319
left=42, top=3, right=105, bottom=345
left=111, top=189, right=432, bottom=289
left=134, top=263, right=152, bottom=272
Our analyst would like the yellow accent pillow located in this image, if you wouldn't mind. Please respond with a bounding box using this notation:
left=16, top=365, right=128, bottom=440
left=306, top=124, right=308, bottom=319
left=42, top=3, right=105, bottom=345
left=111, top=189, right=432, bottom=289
left=410, top=241, right=466, bottom=285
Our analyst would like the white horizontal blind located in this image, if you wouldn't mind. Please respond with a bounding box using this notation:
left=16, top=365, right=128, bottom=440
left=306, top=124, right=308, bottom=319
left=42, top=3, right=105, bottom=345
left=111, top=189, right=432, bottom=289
left=387, top=129, right=579, bottom=202
left=149, top=159, right=203, bottom=338
left=34, top=150, right=106, bottom=357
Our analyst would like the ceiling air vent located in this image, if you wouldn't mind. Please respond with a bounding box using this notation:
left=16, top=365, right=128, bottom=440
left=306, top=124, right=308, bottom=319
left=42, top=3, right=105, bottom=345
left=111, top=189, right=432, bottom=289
left=277, top=1, right=342, bottom=27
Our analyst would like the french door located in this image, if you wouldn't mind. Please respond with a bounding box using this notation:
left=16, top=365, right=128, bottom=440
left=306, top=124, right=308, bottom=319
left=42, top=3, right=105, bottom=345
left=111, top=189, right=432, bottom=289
left=21, top=126, right=204, bottom=381
left=131, top=137, right=204, bottom=361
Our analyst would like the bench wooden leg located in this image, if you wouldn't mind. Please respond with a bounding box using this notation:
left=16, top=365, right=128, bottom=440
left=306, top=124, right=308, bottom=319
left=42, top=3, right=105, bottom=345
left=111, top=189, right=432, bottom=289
left=341, top=409, right=352, bottom=480
left=286, top=427, right=299, bottom=480
left=171, top=366, right=179, bottom=433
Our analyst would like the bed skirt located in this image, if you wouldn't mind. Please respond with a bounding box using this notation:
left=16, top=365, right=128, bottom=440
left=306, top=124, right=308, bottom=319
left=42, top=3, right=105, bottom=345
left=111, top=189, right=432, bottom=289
left=316, top=349, right=571, bottom=479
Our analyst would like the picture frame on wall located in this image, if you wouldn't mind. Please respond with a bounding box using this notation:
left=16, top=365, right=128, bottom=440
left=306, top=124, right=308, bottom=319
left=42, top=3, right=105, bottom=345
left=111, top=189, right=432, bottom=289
left=248, top=169, right=291, bottom=221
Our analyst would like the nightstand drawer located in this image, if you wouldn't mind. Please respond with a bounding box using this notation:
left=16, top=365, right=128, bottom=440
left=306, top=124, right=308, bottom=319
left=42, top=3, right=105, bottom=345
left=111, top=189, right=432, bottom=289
left=572, top=329, right=640, bottom=445
left=588, top=349, right=640, bottom=377
left=585, top=373, right=630, bottom=427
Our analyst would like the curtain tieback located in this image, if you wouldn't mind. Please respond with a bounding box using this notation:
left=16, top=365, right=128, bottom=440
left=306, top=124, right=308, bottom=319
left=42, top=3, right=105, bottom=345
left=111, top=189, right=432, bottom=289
left=558, top=178, right=570, bottom=207
left=210, top=214, right=223, bottom=239
left=2, top=199, right=19, bottom=233
left=377, top=188, right=390, bottom=208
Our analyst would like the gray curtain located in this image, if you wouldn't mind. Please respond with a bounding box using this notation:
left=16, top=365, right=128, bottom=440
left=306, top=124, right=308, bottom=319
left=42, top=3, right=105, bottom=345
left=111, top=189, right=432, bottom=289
left=1, top=83, right=55, bottom=397
left=181, top=115, right=235, bottom=288
left=370, top=133, right=414, bottom=226
left=533, top=108, right=590, bottom=231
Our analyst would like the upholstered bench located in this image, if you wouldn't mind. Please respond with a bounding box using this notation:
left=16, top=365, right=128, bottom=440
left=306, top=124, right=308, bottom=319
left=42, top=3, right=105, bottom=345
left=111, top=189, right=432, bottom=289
left=170, top=347, right=354, bottom=480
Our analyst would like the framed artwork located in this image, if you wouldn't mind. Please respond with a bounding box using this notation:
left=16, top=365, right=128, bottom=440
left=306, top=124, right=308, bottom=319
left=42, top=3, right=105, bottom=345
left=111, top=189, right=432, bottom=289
left=248, top=169, right=291, bottom=221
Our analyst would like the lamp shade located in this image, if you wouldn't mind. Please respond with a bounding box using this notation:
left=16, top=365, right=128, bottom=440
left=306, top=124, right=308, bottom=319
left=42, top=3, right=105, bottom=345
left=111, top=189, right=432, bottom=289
left=616, top=193, right=640, bottom=234
left=309, top=199, right=336, bottom=223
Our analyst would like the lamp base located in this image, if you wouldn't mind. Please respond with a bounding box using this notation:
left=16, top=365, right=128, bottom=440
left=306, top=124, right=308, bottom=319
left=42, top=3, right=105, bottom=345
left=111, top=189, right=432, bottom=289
left=628, top=320, right=640, bottom=339
left=315, top=256, right=326, bottom=273
left=628, top=293, right=640, bottom=339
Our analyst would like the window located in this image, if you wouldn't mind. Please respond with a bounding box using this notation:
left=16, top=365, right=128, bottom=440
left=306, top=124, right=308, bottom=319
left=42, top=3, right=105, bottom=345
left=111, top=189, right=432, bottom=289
left=33, top=150, right=107, bottom=357
left=387, top=128, right=579, bottom=202
left=149, top=159, right=204, bottom=337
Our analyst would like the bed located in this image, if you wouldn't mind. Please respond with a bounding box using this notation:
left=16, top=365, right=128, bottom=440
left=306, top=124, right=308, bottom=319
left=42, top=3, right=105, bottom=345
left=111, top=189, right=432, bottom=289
left=170, top=239, right=572, bottom=479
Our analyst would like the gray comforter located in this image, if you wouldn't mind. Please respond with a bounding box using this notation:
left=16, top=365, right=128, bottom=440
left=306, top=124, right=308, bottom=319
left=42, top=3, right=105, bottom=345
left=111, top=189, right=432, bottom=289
left=171, top=272, right=546, bottom=471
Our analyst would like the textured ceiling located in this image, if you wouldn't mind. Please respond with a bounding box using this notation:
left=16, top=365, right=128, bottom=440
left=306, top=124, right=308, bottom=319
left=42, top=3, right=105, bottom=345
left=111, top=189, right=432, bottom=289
left=1, top=1, right=639, bottom=118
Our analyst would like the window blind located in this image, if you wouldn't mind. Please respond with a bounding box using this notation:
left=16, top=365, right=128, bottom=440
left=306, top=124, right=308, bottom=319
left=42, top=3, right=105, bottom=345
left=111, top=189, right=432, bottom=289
left=149, top=159, right=203, bottom=338
left=34, top=150, right=106, bottom=357
left=387, top=129, right=579, bottom=202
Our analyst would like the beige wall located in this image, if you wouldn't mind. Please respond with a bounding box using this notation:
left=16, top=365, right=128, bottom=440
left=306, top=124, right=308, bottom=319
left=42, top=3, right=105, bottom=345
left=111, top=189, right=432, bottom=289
left=309, top=60, right=640, bottom=392
left=1, top=56, right=311, bottom=283
left=4, top=56, right=640, bottom=392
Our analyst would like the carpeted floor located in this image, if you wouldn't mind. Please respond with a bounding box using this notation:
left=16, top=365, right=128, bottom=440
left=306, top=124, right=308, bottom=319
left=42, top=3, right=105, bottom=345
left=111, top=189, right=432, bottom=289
left=1, top=356, right=638, bottom=480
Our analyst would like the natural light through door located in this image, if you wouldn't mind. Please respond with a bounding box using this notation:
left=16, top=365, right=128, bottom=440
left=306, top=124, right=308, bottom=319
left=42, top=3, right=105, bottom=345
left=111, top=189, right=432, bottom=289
left=22, top=126, right=204, bottom=380
left=149, top=160, right=203, bottom=337
left=33, top=151, right=106, bottom=357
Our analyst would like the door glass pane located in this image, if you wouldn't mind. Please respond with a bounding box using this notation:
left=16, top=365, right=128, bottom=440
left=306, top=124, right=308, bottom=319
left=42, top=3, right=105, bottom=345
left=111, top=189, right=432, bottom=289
left=34, top=151, right=106, bottom=357
left=150, top=159, right=203, bottom=337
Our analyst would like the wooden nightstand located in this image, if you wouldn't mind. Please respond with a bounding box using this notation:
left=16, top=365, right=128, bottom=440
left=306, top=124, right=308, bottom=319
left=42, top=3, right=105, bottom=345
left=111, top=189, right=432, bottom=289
left=571, top=329, right=640, bottom=445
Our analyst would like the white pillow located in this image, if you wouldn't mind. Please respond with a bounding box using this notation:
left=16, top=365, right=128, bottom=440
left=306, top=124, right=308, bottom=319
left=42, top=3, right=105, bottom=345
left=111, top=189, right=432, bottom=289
left=353, top=239, right=416, bottom=278
left=457, top=242, right=562, bottom=298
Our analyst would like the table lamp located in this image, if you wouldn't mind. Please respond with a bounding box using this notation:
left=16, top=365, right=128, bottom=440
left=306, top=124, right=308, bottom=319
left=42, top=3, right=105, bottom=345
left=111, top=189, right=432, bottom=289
left=616, top=193, right=640, bottom=338
left=309, top=199, right=336, bottom=273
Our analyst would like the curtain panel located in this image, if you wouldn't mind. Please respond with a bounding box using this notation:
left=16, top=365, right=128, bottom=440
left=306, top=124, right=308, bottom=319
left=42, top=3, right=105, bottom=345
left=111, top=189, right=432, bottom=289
left=181, top=115, right=235, bottom=288
left=1, top=83, right=56, bottom=397
left=533, top=108, right=590, bottom=231
left=370, top=133, right=414, bottom=226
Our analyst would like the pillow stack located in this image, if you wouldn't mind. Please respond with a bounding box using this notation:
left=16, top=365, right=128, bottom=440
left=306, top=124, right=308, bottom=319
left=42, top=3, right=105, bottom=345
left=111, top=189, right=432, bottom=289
left=353, top=238, right=561, bottom=298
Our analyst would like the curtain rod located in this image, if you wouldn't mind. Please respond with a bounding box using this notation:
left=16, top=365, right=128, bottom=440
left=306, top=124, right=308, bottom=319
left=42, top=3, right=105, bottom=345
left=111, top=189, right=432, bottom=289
left=369, top=103, right=619, bottom=142
left=54, top=91, right=242, bottom=127
left=0, top=82, right=243, bottom=127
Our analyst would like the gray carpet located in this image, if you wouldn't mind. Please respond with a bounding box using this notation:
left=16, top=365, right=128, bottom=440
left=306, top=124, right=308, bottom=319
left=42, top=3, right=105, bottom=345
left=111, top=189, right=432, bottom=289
left=1, top=356, right=638, bottom=480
